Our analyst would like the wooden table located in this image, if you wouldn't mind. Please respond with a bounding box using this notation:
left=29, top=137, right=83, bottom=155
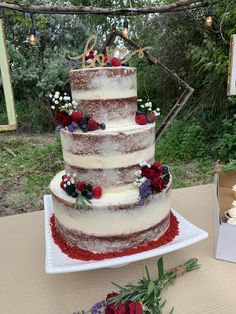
left=0, top=184, right=236, bottom=314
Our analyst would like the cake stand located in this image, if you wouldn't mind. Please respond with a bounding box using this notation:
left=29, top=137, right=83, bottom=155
left=44, top=195, right=208, bottom=274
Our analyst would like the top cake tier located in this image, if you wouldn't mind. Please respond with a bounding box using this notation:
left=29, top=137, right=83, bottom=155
left=69, top=67, right=137, bottom=126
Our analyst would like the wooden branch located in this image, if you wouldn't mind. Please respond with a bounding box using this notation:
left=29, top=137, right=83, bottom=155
left=101, top=30, right=194, bottom=142
left=0, top=0, right=204, bottom=16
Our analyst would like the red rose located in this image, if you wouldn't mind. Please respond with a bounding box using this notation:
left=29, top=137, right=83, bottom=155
left=55, top=111, right=71, bottom=126
left=85, top=50, right=94, bottom=60
left=151, top=177, right=165, bottom=193
left=151, top=161, right=163, bottom=177
left=141, top=166, right=156, bottom=179
left=127, top=302, right=143, bottom=314
left=106, top=293, right=126, bottom=314
left=70, top=111, right=83, bottom=123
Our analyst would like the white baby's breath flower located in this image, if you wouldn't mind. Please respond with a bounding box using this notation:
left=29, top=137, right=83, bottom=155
left=54, top=100, right=59, bottom=105
left=52, top=98, right=55, bottom=102
left=67, top=173, right=70, bottom=176
left=54, top=94, right=59, bottom=99
left=71, top=179, right=75, bottom=184
left=51, top=105, right=55, bottom=110
left=138, top=170, right=142, bottom=175
left=59, top=96, right=63, bottom=100
left=49, top=93, right=53, bottom=98
left=67, top=181, right=71, bottom=186
left=64, top=92, right=67, bottom=95
left=72, top=100, right=77, bottom=106
left=147, top=163, right=151, bottom=168
left=73, top=173, right=76, bottom=177
left=94, top=50, right=98, bottom=55
left=137, top=99, right=142, bottom=102
left=148, top=108, right=152, bottom=111
left=135, top=171, right=139, bottom=176
left=134, top=182, right=138, bottom=186
left=141, top=105, right=145, bottom=108
left=157, top=108, right=160, bottom=111
left=63, top=184, right=67, bottom=188
left=86, top=59, right=92, bottom=64
left=144, top=103, right=149, bottom=107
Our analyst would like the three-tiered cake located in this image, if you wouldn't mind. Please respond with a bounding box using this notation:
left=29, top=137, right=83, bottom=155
left=50, top=67, right=172, bottom=254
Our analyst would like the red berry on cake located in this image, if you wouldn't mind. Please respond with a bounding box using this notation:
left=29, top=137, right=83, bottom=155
left=92, top=186, right=102, bottom=199
left=151, top=161, right=163, bottom=177
left=147, top=114, right=156, bottom=123
left=111, top=57, right=121, bottom=67
left=70, top=111, right=83, bottom=123
left=151, top=177, right=165, bottom=193
left=141, top=166, right=156, bottom=179
left=135, top=114, right=148, bottom=125
left=76, top=181, right=86, bottom=191
left=88, top=118, right=100, bottom=131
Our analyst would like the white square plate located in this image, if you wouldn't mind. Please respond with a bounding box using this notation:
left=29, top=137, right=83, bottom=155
left=44, top=195, right=208, bottom=274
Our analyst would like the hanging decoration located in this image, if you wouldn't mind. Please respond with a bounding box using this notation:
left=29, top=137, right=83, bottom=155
left=28, top=12, right=37, bottom=45
left=205, top=5, right=213, bottom=27
left=123, top=17, right=129, bottom=38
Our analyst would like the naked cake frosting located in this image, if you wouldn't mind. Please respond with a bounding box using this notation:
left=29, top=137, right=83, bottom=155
left=49, top=66, right=176, bottom=256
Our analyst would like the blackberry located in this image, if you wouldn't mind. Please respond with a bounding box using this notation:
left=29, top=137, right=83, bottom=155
left=163, top=174, right=170, bottom=185
left=106, top=61, right=112, bottom=67
left=71, top=191, right=78, bottom=198
left=86, top=184, right=93, bottom=191
left=81, top=124, right=89, bottom=132
left=123, top=61, right=129, bottom=67
left=162, top=165, right=169, bottom=175
left=136, top=110, right=143, bottom=116
left=85, top=191, right=93, bottom=200
left=100, top=123, right=106, bottom=130
left=81, top=189, right=88, bottom=197
left=79, top=118, right=87, bottom=128
left=84, top=114, right=91, bottom=121
left=65, top=185, right=76, bottom=196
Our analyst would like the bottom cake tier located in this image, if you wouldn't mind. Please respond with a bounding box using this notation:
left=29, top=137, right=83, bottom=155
left=50, top=171, right=172, bottom=253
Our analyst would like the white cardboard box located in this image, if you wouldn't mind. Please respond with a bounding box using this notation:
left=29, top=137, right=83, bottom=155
left=214, top=171, right=236, bottom=263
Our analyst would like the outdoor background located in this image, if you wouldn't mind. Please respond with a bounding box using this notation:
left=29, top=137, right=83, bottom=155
left=0, top=0, right=235, bottom=216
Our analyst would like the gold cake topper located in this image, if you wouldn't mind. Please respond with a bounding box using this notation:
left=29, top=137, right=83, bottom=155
left=69, top=35, right=151, bottom=68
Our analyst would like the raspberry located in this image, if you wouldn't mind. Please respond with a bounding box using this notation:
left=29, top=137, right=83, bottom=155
left=92, top=186, right=102, bottom=199
left=88, top=118, right=100, bottom=131
left=135, top=114, right=147, bottom=125
left=70, top=111, right=83, bottom=123
left=147, top=114, right=156, bottom=123
left=111, top=57, right=121, bottom=67
left=76, top=181, right=86, bottom=191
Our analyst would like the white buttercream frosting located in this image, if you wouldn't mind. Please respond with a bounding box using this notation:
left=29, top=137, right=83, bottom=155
left=50, top=171, right=172, bottom=236
left=63, top=145, right=155, bottom=169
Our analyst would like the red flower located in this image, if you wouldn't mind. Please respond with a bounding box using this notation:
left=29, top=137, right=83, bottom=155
left=88, top=118, right=100, bottom=131
left=151, top=161, right=163, bottom=177
left=106, top=293, right=126, bottom=314
left=111, top=57, right=121, bottom=67
left=127, top=302, right=143, bottom=314
left=92, top=186, right=103, bottom=199
left=76, top=181, right=86, bottom=192
left=135, top=114, right=147, bottom=125
left=151, top=177, right=165, bottom=193
left=141, top=166, right=156, bottom=179
left=70, top=111, right=83, bottom=123
left=55, top=111, right=71, bottom=126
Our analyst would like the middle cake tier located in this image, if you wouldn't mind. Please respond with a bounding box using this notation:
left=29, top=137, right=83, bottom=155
left=61, top=122, right=155, bottom=188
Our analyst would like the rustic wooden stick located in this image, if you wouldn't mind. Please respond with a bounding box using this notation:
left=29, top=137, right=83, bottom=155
left=100, top=30, right=194, bottom=143
left=0, top=0, right=205, bottom=16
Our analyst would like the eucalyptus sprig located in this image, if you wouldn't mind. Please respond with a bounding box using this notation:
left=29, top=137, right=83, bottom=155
left=76, top=192, right=91, bottom=210
left=108, top=257, right=200, bottom=314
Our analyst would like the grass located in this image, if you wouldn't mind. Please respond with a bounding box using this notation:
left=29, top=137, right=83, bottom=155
left=0, top=135, right=215, bottom=215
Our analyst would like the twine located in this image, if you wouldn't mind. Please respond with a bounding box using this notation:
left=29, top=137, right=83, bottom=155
left=175, top=265, right=186, bottom=277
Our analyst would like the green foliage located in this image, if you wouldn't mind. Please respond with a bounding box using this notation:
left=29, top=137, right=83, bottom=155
left=156, top=119, right=207, bottom=162
left=221, top=159, right=236, bottom=172
left=215, top=117, right=236, bottom=162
